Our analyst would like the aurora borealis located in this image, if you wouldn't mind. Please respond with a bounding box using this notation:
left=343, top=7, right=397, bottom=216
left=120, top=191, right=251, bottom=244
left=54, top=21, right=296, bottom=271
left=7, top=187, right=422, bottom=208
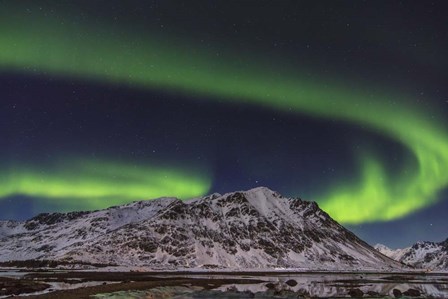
left=0, top=159, right=210, bottom=210
left=1, top=1, right=447, bottom=247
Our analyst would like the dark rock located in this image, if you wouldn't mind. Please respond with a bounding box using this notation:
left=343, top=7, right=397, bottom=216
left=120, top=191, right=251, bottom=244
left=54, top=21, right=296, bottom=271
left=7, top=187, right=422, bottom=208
left=285, top=279, right=298, bottom=287
left=274, top=289, right=296, bottom=297
left=0, top=280, right=50, bottom=296
left=138, top=239, right=158, bottom=253
left=403, top=288, right=421, bottom=297
left=349, top=288, right=364, bottom=297
left=339, top=253, right=355, bottom=261
left=241, top=290, right=255, bottom=298
left=367, top=290, right=380, bottom=297
left=393, top=288, right=402, bottom=298
left=296, top=288, right=311, bottom=297
left=37, top=244, right=55, bottom=252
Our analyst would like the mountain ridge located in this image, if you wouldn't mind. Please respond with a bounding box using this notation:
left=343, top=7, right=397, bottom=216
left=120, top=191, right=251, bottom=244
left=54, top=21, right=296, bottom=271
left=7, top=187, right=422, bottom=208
left=0, top=187, right=402, bottom=270
left=375, top=239, right=448, bottom=270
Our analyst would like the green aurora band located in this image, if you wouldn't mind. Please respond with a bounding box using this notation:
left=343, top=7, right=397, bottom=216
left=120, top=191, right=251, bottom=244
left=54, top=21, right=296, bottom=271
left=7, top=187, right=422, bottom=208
left=0, top=159, right=211, bottom=211
left=1, top=11, right=447, bottom=223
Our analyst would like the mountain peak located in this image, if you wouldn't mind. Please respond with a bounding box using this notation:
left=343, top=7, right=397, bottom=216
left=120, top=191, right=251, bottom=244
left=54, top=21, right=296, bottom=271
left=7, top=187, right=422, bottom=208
left=243, top=186, right=277, bottom=195
left=219, top=186, right=280, bottom=201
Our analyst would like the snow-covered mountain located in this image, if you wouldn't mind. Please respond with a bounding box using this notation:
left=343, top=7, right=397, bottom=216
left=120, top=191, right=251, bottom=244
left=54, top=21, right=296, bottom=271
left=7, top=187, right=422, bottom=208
left=375, top=240, right=448, bottom=270
left=0, top=187, right=402, bottom=270
left=374, top=244, right=409, bottom=261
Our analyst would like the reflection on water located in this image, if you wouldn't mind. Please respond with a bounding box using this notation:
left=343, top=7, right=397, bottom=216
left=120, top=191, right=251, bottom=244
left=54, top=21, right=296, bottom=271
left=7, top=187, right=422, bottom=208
left=93, top=273, right=448, bottom=298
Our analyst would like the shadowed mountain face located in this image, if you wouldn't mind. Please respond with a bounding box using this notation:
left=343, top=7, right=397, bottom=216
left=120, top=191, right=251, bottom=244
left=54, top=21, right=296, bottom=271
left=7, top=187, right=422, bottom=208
left=376, top=239, right=448, bottom=270
left=0, top=187, right=402, bottom=270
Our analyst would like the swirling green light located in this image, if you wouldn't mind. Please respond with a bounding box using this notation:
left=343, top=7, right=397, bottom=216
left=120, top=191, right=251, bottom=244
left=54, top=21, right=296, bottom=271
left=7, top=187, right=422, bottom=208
left=1, top=9, right=447, bottom=223
left=0, top=159, right=211, bottom=211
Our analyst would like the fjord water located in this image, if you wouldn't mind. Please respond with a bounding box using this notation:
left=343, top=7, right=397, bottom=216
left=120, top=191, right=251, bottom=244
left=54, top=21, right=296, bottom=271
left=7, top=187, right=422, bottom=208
left=93, top=272, right=448, bottom=298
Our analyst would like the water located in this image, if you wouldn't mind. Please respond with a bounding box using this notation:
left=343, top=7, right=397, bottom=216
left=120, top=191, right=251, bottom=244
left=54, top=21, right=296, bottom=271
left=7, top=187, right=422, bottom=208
left=93, top=272, right=448, bottom=298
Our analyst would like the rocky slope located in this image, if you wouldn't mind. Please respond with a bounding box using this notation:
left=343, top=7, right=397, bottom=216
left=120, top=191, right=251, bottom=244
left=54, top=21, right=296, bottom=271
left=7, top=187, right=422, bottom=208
left=375, top=240, right=448, bottom=270
left=0, top=187, right=402, bottom=270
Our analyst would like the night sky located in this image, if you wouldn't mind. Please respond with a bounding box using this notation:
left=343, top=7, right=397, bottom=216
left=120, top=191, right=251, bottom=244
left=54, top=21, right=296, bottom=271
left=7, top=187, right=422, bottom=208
left=1, top=1, right=447, bottom=248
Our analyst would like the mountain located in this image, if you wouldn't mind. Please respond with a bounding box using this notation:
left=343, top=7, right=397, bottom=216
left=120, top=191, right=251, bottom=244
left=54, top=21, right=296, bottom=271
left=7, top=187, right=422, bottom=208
left=374, top=244, right=409, bottom=261
left=375, top=240, right=448, bottom=270
left=0, top=187, right=402, bottom=270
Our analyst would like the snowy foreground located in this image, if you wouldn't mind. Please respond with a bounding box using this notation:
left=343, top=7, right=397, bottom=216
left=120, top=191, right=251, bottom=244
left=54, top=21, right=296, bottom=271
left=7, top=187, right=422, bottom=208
left=0, top=187, right=402, bottom=271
